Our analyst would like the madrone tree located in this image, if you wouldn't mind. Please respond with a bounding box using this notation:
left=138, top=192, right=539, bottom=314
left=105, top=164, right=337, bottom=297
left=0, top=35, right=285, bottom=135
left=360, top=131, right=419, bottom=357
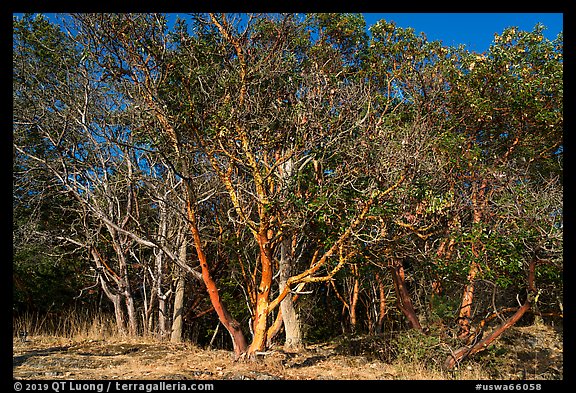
left=70, top=13, right=439, bottom=358
left=435, top=24, right=563, bottom=345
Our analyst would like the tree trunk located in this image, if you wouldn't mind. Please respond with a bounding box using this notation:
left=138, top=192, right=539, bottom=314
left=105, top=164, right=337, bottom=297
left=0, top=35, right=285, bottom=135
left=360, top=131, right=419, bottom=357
left=457, top=260, right=479, bottom=339
left=275, top=157, right=303, bottom=350
left=91, top=248, right=127, bottom=336
left=122, top=22, right=248, bottom=352
left=124, top=293, right=138, bottom=336
left=444, top=258, right=538, bottom=370
left=155, top=199, right=169, bottom=339
left=145, top=276, right=156, bottom=336
left=279, top=235, right=303, bottom=350
left=111, top=294, right=127, bottom=336
left=349, top=265, right=360, bottom=334
left=171, top=240, right=187, bottom=343
left=116, top=247, right=137, bottom=336
left=390, top=261, right=423, bottom=331
left=155, top=248, right=168, bottom=339
left=109, top=229, right=138, bottom=337
left=158, top=296, right=167, bottom=339
left=375, top=272, right=387, bottom=334
left=103, top=279, right=127, bottom=336
left=457, top=179, right=487, bottom=339
left=266, top=308, right=283, bottom=347
left=186, top=194, right=248, bottom=358
left=247, top=229, right=274, bottom=356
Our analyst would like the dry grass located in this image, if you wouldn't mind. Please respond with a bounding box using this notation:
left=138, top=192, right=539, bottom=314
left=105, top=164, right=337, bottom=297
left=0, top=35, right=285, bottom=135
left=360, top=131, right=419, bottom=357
left=14, top=336, right=478, bottom=380
left=12, top=333, right=494, bottom=380
left=391, top=358, right=491, bottom=380
left=13, top=310, right=119, bottom=341
left=12, top=311, right=562, bottom=381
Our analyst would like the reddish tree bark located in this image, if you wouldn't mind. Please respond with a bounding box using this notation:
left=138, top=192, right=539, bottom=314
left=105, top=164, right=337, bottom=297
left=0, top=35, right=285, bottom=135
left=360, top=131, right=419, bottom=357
left=389, top=260, right=423, bottom=332
left=375, top=271, right=387, bottom=334
left=247, top=229, right=275, bottom=357
left=186, top=195, right=248, bottom=358
left=444, top=258, right=538, bottom=370
left=457, top=259, right=479, bottom=339
left=349, top=264, right=360, bottom=333
left=457, top=178, right=488, bottom=339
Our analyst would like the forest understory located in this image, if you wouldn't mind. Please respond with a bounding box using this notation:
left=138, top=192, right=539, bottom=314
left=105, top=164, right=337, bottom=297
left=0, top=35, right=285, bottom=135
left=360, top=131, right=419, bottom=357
left=13, top=320, right=562, bottom=381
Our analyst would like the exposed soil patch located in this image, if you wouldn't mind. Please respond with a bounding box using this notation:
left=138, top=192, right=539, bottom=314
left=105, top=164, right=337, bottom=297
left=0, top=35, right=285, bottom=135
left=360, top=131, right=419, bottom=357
left=13, top=323, right=562, bottom=380
left=476, top=323, right=563, bottom=379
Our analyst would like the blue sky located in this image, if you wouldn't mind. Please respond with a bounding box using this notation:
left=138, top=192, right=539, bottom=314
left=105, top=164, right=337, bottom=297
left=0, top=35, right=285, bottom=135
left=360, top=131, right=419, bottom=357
left=362, top=13, right=563, bottom=53
left=16, top=13, right=563, bottom=55
left=163, top=13, right=563, bottom=54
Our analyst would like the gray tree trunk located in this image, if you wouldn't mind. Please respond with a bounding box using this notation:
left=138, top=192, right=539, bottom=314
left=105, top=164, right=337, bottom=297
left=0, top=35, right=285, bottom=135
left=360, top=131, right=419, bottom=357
left=156, top=200, right=169, bottom=339
left=279, top=235, right=303, bottom=350
left=171, top=239, right=187, bottom=342
left=105, top=281, right=127, bottom=336
left=278, top=157, right=303, bottom=350
left=91, top=248, right=127, bottom=336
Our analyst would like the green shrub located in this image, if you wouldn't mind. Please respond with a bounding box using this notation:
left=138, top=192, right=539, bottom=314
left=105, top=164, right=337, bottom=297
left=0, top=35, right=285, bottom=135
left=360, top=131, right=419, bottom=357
left=394, top=330, right=445, bottom=368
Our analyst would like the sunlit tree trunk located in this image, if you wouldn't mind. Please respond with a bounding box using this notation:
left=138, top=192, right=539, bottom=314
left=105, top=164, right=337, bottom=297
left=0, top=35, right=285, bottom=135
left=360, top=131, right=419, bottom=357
left=247, top=229, right=274, bottom=356
left=185, top=187, right=248, bottom=358
left=279, top=235, right=303, bottom=350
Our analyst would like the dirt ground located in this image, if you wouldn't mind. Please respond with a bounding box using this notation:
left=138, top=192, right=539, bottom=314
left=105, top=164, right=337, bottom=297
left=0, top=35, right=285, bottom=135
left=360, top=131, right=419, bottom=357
left=12, top=323, right=562, bottom=381
left=12, top=338, right=407, bottom=381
